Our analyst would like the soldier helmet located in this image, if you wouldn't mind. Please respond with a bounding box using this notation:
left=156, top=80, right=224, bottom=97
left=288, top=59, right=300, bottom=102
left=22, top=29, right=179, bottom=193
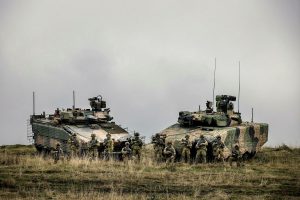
left=106, top=133, right=111, bottom=137
left=200, top=135, right=204, bottom=138
left=125, top=142, right=130, bottom=146
left=234, top=144, right=239, bottom=148
left=161, top=133, right=167, bottom=137
left=216, top=135, right=221, bottom=139
left=167, top=141, right=172, bottom=145
left=56, top=143, right=60, bottom=146
left=91, top=133, right=96, bottom=138
left=185, top=135, right=190, bottom=138
left=72, top=133, right=76, bottom=137
left=134, top=132, right=140, bottom=137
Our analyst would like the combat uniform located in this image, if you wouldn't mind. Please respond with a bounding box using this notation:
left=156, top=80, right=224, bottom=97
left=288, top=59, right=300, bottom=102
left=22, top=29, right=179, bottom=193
left=130, top=133, right=143, bottom=161
left=181, top=135, right=192, bottom=163
left=228, top=145, right=242, bottom=167
left=53, top=144, right=64, bottom=164
left=152, top=134, right=165, bottom=162
left=103, top=134, right=114, bottom=160
left=80, top=142, right=88, bottom=157
left=121, top=142, right=132, bottom=162
left=67, top=134, right=79, bottom=158
left=164, top=142, right=176, bottom=164
left=88, top=134, right=99, bottom=159
left=195, top=136, right=208, bottom=164
left=212, top=136, right=225, bottom=162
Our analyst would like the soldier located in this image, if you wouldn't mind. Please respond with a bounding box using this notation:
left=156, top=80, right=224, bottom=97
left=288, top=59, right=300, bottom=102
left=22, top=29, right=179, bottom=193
left=67, top=133, right=79, bottom=158
left=152, top=133, right=165, bottom=163
left=195, top=135, right=208, bottom=164
left=88, top=133, right=99, bottom=159
left=163, top=141, right=176, bottom=165
left=130, top=132, right=143, bottom=161
left=212, top=135, right=225, bottom=163
left=228, top=144, right=243, bottom=167
left=53, top=143, right=64, bottom=164
left=121, top=142, right=132, bottom=162
left=103, top=133, right=114, bottom=160
left=181, top=135, right=192, bottom=163
left=80, top=141, right=88, bottom=157
left=205, top=101, right=213, bottom=113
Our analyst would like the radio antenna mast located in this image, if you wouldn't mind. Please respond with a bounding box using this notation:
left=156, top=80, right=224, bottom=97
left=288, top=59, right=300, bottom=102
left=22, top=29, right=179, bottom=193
left=72, top=90, right=76, bottom=110
left=212, top=58, right=216, bottom=111
left=238, top=61, right=241, bottom=113
left=33, top=91, right=35, bottom=115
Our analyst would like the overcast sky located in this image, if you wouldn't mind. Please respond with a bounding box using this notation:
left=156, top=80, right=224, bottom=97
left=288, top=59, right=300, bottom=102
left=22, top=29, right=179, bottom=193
left=0, top=0, right=299, bottom=146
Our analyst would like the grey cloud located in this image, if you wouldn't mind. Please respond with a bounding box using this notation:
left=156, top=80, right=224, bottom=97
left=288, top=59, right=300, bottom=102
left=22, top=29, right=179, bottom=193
left=0, top=0, right=299, bottom=146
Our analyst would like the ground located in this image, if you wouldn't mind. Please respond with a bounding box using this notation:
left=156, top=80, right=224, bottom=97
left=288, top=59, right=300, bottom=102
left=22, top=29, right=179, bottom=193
left=0, top=144, right=299, bottom=200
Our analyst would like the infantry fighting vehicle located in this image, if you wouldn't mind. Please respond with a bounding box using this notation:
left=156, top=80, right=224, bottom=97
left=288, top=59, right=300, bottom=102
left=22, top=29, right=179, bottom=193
left=158, top=95, right=268, bottom=161
left=30, top=95, right=131, bottom=156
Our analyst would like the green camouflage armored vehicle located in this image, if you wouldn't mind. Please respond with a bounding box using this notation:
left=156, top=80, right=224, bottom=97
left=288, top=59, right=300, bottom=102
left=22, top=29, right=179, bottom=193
left=159, top=95, right=268, bottom=161
left=30, top=95, right=131, bottom=157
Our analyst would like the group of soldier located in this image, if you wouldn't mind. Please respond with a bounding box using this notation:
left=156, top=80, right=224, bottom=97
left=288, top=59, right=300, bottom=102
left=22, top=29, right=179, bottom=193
left=54, top=132, right=242, bottom=167
left=53, top=132, right=143, bottom=163
left=152, top=133, right=243, bottom=167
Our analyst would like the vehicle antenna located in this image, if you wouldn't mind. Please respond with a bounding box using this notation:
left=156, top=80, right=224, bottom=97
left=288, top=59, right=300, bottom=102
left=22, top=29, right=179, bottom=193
left=73, top=90, right=76, bottom=110
left=251, top=107, right=254, bottom=123
left=33, top=91, right=35, bottom=115
left=238, top=61, right=241, bottom=113
left=212, top=58, right=216, bottom=111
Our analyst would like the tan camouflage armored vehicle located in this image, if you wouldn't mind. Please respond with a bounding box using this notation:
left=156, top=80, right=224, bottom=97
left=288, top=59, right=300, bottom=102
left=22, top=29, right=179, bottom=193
left=158, top=95, right=268, bottom=161
left=30, top=95, right=131, bottom=158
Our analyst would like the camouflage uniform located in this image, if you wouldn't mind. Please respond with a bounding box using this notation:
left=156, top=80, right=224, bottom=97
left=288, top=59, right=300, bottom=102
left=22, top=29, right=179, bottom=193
left=130, top=132, right=143, bottom=161
left=53, top=143, right=64, bottom=164
left=195, top=135, right=208, bottom=164
left=88, top=134, right=99, bottom=159
left=229, top=144, right=242, bottom=167
left=80, top=142, right=88, bottom=157
left=67, top=134, right=79, bottom=158
left=121, top=142, right=132, bottom=162
left=181, top=135, right=192, bottom=163
left=152, top=134, right=165, bottom=162
left=103, top=133, right=114, bottom=160
left=164, top=142, right=176, bottom=164
left=212, top=135, right=225, bottom=162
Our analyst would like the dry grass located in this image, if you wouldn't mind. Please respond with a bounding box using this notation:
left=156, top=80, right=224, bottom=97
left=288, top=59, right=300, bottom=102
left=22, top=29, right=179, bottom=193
left=0, top=144, right=299, bottom=199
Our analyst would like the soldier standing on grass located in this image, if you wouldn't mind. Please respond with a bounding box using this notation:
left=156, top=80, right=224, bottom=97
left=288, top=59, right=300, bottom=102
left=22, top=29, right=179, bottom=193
left=164, top=141, right=176, bottom=165
left=67, top=133, right=79, bottom=159
left=130, top=132, right=143, bottom=161
left=121, top=142, right=132, bottom=162
left=228, top=144, right=243, bottom=167
left=212, top=135, right=225, bottom=163
left=181, top=135, right=192, bottom=163
left=53, top=143, right=64, bottom=164
left=103, top=133, right=114, bottom=160
left=80, top=141, right=88, bottom=157
left=88, top=133, right=99, bottom=160
left=152, top=133, right=165, bottom=163
left=195, top=135, right=208, bottom=164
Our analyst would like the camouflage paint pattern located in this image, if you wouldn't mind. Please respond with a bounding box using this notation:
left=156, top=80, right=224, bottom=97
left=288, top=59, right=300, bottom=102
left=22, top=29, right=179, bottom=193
left=30, top=95, right=131, bottom=154
left=161, top=122, right=268, bottom=158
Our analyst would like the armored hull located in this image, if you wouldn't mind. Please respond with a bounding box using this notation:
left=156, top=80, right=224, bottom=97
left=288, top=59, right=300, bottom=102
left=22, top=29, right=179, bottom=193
left=30, top=95, right=130, bottom=155
left=158, top=95, right=269, bottom=160
left=161, top=122, right=268, bottom=160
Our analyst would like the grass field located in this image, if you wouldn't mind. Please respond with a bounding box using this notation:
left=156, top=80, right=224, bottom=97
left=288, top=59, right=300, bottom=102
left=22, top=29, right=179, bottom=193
left=0, top=144, right=299, bottom=200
